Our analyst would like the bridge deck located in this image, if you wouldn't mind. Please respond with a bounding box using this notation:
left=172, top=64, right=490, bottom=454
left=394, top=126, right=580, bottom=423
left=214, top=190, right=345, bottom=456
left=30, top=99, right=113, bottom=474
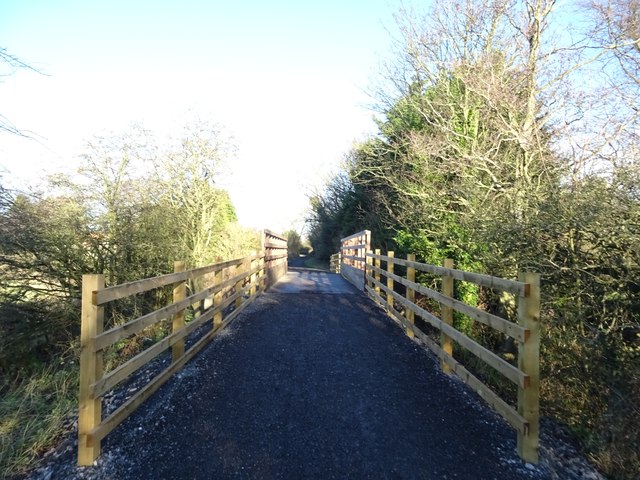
left=99, top=268, right=537, bottom=479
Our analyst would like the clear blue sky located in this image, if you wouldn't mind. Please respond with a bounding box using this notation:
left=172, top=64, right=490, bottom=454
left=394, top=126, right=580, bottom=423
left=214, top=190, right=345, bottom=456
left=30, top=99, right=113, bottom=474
left=0, top=0, right=401, bottom=232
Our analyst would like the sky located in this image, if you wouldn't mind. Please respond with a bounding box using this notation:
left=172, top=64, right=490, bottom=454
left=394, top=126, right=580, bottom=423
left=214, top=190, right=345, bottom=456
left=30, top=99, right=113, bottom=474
left=0, top=0, right=400, bottom=233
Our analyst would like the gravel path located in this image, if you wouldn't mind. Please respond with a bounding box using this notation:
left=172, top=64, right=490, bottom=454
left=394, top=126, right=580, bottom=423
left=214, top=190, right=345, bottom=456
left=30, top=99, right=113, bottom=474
left=29, top=269, right=605, bottom=480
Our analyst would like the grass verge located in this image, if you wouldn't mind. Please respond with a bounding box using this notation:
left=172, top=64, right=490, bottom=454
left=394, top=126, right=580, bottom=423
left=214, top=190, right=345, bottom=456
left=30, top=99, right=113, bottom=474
left=0, top=359, right=78, bottom=479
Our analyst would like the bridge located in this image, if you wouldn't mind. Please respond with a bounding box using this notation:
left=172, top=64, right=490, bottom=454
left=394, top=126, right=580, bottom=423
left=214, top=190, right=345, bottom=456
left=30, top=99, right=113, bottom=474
left=76, top=230, right=541, bottom=479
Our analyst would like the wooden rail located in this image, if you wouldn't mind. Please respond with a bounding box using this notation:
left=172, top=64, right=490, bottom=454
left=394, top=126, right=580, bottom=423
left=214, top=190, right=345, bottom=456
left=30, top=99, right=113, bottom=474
left=78, top=230, right=288, bottom=465
left=263, top=229, right=288, bottom=287
left=339, top=230, right=370, bottom=289
left=329, top=253, right=341, bottom=273
left=364, top=250, right=541, bottom=463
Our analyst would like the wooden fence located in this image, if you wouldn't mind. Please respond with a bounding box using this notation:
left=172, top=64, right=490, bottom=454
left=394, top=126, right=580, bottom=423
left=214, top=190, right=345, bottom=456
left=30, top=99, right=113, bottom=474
left=78, top=231, right=287, bottom=465
left=263, top=229, right=288, bottom=287
left=338, top=230, right=370, bottom=289
left=329, top=253, right=341, bottom=273
left=363, top=249, right=541, bottom=463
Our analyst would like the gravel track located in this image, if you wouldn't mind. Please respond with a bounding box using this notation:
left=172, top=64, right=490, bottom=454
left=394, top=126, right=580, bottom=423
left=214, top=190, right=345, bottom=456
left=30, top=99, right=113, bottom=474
left=28, top=269, right=605, bottom=480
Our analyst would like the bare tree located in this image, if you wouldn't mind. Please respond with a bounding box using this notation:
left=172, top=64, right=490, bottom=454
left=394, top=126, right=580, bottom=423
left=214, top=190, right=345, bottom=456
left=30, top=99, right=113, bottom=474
left=0, top=47, right=42, bottom=137
left=351, top=0, right=584, bottom=273
left=583, top=0, right=640, bottom=170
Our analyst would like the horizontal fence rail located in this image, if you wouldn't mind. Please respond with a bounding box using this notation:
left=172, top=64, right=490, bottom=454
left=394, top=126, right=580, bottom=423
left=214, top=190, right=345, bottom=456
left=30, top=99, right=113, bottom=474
left=263, top=229, right=288, bottom=286
left=363, top=249, right=541, bottom=463
left=78, top=231, right=288, bottom=465
left=339, top=230, right=370, bottom=289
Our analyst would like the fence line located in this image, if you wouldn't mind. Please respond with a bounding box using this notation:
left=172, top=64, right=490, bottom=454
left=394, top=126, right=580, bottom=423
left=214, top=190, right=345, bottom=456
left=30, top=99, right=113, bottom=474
left=362, top=250, right=540, bottom=463
left=334, top=233, right=540, bottom=463
left=263, top=229, right=288, bottom=286
left=329, top=253, right=341, bottom=273
left=78, top=230, right=288, bottom=465
left=338, top=230, right=370, bottom=289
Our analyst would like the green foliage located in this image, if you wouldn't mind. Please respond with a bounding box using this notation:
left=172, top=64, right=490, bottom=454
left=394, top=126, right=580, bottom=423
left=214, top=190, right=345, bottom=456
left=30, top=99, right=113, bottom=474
left=0, top=123, right=256, bottom=476
left=284, top=230, right=302, bottom=259
left=306, top=173, right=370, bottom=260
left=0, top=300, right=77, bottom=374
left=307, top=2, right=640, bottom=476
left=394, top=229, right=481, bottom=335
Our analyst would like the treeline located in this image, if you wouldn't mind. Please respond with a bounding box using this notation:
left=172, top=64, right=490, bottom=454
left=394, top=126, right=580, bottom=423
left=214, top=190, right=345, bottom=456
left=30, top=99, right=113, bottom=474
left=308, top=1, right=639, bottom=479
left=0, top=122, right=259, bottom=475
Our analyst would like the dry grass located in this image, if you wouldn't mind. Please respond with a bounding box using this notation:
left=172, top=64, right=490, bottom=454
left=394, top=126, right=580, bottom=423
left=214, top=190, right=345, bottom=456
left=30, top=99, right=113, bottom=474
left=0, top=357, right=78, bottom=479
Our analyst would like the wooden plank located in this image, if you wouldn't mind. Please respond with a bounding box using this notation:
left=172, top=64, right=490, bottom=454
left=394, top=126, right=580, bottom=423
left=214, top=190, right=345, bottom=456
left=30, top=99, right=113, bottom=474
left=89, top=273, right=264, bottom=446
left=94, top=287, right=203, bottom=351
left=441, top=258, right=454, bottom=374
left=341, top=254, right=366, bottom=262
left=341, top=243, right=367, bottom=250
left=93, top=263, right=263, bottom=351
left=341, top=263, right=365, bottom=290
left=366, top=280, right=528, bottom=435
left=407, top=318, right=528, bottom=434
left=89, top=312, right=221, bottom=446
left=78, top=274, right=105, bottom=466
left=264, top=241, right=287, bottom=248
left=264, top=253, right=287, bottom=262
left=91, top=271, right=265, bottom=406
left=264, top=229, right=286, bottom=242
left=95, top=257, right=247, bottom=305
left=340, top=229, right=371, bottom=243
left=374, top=249, right=381, bottom=297
left=386, top=251, right=394, bottom=310
left=92, top=300, right=216, bottom=398
left=442, top=350, right=529, bottom=434
left=235, top=257, right=247, bottom=309
left=369, top=293, right=529, bottom=434
left=256, top=255, right=266, bottom=292
left=264, top=244, right=287, bottom=251
left=368, top=264, right=527, bottom=342
left=406, top=254, right=416, bottom=339
left=369, top=276, right=528, bottom=388
left=373, top=254, right=527, bottom=297
left=213, top=266, right=222, bottom=328
left=171, top=261, right=186, bottom=362
left=214, top=271, right=261, bottom=314
left=365, top=282, right=380, bottom=303
left=330, top=253, right=341, bottom=273
left=255, top=255, right=264, bottom=294
left=517, top=272, right=541, bottom=463
left=249, top=254, right=256, bottom=297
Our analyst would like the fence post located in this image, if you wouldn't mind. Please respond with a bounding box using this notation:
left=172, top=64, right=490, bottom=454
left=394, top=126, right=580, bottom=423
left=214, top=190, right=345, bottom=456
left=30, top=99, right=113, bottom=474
left=441, top=258, right=454, bottom=374
left=517, top=272, right=541, bottom=463
left=213, top=260, right=223, bottom=329
left=172, top=261, right=186, bottom=362
left=386, top=251, right=394, bottom=311
left=235, top=256, right=248, bottom=309
left=78, top=274, right=105, bottom=465
left=374, top=249, right=381, bottom=298
left=365, top=251, right=372, bottom=291
left=406, top=253, right=416, bottom=338
left=259, top=252, right=266, bottom=292
left=363, top=251, right=368, bottom=288
left=249, top=252, right=257, bottom=297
